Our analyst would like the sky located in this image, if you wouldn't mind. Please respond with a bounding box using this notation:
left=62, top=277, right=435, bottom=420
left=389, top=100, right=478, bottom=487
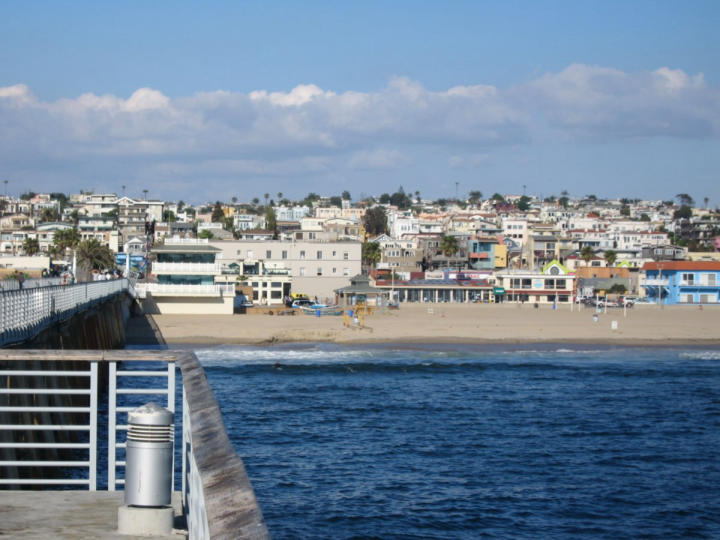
left=1, top=1, right=719, bottom=206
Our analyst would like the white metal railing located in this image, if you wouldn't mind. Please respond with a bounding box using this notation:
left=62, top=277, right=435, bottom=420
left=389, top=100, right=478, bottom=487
left=643, top=278, right=669, bottom=287
left=0, top=360, right=98, bottom=488
left=0, top=351, right=173, bottom=491
left=134, top=283, right=235, bottom=298
left=0, top=279, right=131, bottom=347
left=151, top=262, right=222, bottom=274
left=0, top=277, right=63, bottom=291
left=0, top=350, right=269, bottom=539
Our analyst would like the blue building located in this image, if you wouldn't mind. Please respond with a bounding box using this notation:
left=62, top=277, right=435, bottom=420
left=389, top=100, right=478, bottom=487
left=641, top=261, right=720, bottom=305
left=467, top=236, right=497, bottom=270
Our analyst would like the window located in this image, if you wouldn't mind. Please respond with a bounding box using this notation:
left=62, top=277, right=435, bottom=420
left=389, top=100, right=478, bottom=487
left=332, top=250, right=337, bottom=257
left=266, top=250, right=272, bottom=259
left=236, top=249, right=242, bottom=256
left=332, top=267, right=337, bottom=274
left=308, top=232, right=316, bottom=240
left=299, top=267, right=305, bottom=276
left=282, top=250, right=288, bottom=259
left=317, top=267, right=323, bottom=276
left=300, top=250, right=305, bottom=259
left=271, top=290, right=282, bottom=299
left=251, top=282, right=258, bottom=287
left=317, top=250, right=323, bottom=259
left=682, top=273, right=695, bottom=285
left=343, top=251, right=349, bottom=260
left=271, top=282, right=281, bottom=288
left=343, top=268, right=349, bottom=276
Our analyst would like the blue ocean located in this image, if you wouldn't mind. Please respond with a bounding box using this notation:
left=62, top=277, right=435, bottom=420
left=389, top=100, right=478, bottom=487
left=192, top=344, right=720, bottom=539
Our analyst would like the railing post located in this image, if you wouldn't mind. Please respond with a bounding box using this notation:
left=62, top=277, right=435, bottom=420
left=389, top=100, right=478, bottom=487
left=108, top=361, right=117, bottom=491
left=89, top=361, right=98, bottom=491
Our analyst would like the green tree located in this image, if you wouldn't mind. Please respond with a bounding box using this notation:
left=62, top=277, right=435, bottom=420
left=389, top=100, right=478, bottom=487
left=211, top=201, right=224, bottom=222
left=177, top=200, right=185, bottom=212
left=580, top=246, right=595, bottom=266
left=604, top=249, right=617, bottom=267
left=516, top=195, right=531, bottom=211
left=76, top=239, right=115, bottom=273
left=341, top=190, right=351, bottom=201
left=558, top=196, right=569, bottom=209
left=22, top=237, right=40, bottom=255
left=440, top=235, right=460, bottom=259
left=265, top=205, right=278, bottom=239
left=53, top=228, right=81, bottom=253
left=361, top=241, right=381, bottom=271
left=329, top=196, right=343, bottom=207
left=39, top=207, right=58, bottom=222
left=163, top=210, right=177, bottom=222
left=362, top=206, right=388, bottom=236
left=468, top=190, right=483, bottom=206
left=389, top=187, right=412, bottom=209
left=676, top=193, right=694, bottom=207
left=379, top=193, right=391, bottom=204
left=20, top=191, right=37, bottom=201
left=640, top=213, right=650, bottom=222
left=198, top=230, right=214, bottom=239
left=608, top=283, right=627, bottom=294
left=620, top=204, right=631, bottom=217
left=673, top=205, right=692, bottom=220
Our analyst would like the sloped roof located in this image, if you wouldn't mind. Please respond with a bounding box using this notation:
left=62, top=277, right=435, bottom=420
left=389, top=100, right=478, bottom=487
left=642, top=261, right=720, bottom=271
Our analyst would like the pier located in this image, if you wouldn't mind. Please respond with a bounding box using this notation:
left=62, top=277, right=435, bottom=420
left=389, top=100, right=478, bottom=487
left=1, top=284, right=269, bottom=538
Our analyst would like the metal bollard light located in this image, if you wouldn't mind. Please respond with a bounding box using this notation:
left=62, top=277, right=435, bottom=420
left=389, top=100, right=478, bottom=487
left=124, top=402, right=174, bottom=507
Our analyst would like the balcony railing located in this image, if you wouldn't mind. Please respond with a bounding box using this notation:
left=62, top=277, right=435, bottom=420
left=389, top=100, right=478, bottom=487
left=643, top=278, right=670, bottom=287
left=0, top=277, right=63, bottom=291
left=0, top=350, right=269, bottom=539
left=152, top=262, right=222, bottom=274
left=134, top=283, right=235, bottom=298
left=678, top=280, right=717, bottom=287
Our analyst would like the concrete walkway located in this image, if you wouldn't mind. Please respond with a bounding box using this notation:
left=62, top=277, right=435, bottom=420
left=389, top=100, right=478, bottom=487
left=0, top=491, right=186, bottom=539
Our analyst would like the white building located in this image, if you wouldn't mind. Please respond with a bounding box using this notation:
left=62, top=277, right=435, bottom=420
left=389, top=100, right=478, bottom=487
left=209, top=239, right=362, bottom=300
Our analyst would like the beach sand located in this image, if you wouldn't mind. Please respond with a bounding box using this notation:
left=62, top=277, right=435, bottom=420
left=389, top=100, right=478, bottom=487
left=143, top=303, right=720, bottom=346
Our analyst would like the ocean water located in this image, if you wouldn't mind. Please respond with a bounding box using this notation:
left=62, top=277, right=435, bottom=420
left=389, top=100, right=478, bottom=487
left=192, top=344, right=720, bottom=539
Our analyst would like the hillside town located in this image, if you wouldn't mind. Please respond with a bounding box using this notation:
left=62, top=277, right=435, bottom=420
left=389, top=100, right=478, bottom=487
left=1, top=187, right=719, bottom=313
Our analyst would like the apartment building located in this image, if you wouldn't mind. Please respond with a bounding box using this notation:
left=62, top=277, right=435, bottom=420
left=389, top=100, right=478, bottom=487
left=209, top=239, right=362, bottom=299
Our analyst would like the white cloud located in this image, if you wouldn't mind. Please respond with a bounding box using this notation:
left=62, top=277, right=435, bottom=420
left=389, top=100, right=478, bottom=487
left=0, top=64, right=718, bottom=199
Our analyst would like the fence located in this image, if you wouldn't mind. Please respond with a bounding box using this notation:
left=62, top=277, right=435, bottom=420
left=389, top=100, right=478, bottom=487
left=0, top=350, right=268, bottom=539
left=0, top=279, right=131, bottom=347
left=0, top=277, right=63, bottom=291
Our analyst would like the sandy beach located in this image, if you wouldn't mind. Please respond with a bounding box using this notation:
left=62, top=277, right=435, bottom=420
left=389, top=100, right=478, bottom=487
left=144, top=303, right=720, bottom=346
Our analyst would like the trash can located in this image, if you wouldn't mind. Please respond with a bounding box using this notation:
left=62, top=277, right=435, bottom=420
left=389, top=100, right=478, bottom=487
left=124, top=402, right=174, bottom=507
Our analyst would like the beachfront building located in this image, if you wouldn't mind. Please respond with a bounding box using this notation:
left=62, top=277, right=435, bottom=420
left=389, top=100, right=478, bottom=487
left=138, top=238, right=234, bottom=314
left=209, top=239, right=362, bottom=301
left=495, top=259, right=576, bottom=304
left=215, top=259, right=292, bottom=306
left=374, top=273, right=495, bottom=303
left=641, top=261, right=720, bottom=305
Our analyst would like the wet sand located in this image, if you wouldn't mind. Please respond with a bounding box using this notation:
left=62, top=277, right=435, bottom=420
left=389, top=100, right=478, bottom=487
left=144, top=303, right=720, bottom=346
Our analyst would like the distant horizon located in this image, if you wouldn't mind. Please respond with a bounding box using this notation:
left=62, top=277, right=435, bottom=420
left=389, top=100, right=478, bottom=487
left=1, top=2, right=718, bottom=205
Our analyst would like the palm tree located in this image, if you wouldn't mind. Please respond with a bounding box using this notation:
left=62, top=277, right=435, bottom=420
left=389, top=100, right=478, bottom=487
left=361, top=242, right=382, bottom=274
left=277, top=192, right=283, bottom=201
left=121, top=185, right=126, bottom=197
left=142, top=189, right=148, bottom=201
left=440, top=235, right=460, bottom=269
left=704, top=196, right=709, bottom=209
left=580, top=246, right=595, bottom=266
left=76, top=239, right=115, bottom=275
left=604, top=249, right=617, bottom=267
left=53, top=227, right=81, bottom=253
left=22, top=237, right=40, bottom=256
left=231, top=196, right=238, bottom=205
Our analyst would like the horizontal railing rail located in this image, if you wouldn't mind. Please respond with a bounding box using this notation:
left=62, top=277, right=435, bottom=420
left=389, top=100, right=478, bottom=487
left=135, top=283, right=235, bottom=298
left=151, top=262, right=222, bottom=274
left=0, top=279, right=131, bottom=347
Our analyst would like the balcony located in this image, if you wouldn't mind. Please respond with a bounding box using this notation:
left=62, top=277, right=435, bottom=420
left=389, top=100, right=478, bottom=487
left=679, top=280, right=717, bottom=288
left=152, top=262, right=222, bottom=275
left=643, top=278, right=669, bottom=287
left=135, top=283, right=235, bottom=298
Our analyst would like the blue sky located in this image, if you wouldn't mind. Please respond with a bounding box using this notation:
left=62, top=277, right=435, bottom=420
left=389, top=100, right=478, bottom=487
left=1, top=1, right=719, bottom=205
